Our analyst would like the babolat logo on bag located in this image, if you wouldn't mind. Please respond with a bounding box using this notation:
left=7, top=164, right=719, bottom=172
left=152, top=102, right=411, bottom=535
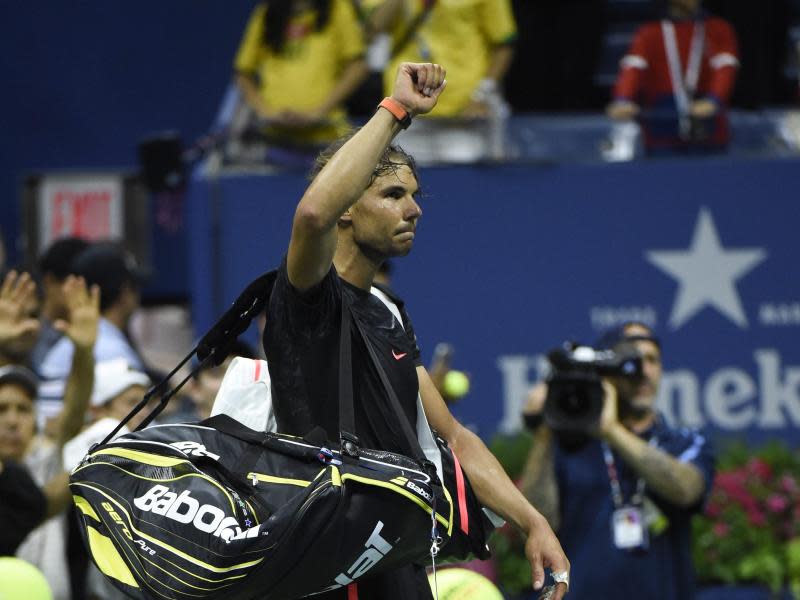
left=391, top=476, right=433, bottom=502
left=326, top=521, right=394, bottom=589
left=133, top=484, right=258, bottom=542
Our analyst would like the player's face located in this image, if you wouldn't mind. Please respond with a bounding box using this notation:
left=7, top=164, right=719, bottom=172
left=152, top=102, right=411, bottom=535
left=349, top=163, right=421, bottom=258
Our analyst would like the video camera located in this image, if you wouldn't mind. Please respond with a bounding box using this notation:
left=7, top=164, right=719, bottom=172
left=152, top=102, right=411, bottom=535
left=543, top=342, right=644, bottom=433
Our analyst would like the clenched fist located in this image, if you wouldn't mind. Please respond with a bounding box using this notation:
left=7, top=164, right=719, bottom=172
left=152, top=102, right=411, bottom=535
left=390, top=62, right=447, bottom=117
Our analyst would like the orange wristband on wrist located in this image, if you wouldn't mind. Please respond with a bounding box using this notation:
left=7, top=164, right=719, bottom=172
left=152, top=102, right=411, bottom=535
left=378, top=97, right=412, bottom=129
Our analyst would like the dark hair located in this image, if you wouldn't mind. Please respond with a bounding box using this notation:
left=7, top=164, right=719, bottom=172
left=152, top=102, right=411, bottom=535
left=38, top=237, right=91, bottom=280
left=261, top=0, right=332, bottom=53
left=71, top=242, right=145, bottom=313
left=308, top=129, right=421, bottom=192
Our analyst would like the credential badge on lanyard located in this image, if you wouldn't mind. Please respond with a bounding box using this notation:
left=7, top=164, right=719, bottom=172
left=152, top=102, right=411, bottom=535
left=603, top=437, right=658, bottom=551
left=661, top=19, right=705, bottom=139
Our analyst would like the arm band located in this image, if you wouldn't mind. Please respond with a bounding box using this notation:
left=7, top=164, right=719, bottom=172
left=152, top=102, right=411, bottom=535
left=378, top=97, right=412, bottom=129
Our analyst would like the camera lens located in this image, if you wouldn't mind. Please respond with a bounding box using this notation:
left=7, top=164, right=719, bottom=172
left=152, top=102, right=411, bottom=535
left=544, top=373, right=605, bottom=433
left=559, top=384, right=591, bottom=417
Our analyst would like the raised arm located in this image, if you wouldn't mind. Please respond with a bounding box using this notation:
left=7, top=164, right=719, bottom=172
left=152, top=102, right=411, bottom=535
left=0, top=271, right=40, bottom=364
left=418, top=367, right=570, bottom=598
left=287, top=62, right=446, bottom=291
left=53, top=276, right=99, bottom=449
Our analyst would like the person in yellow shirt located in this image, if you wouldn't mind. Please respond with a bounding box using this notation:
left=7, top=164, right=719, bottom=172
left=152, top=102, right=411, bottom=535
left=364, top=0, right=517, bottom=118
left=235, top=0, right=369, bottom=147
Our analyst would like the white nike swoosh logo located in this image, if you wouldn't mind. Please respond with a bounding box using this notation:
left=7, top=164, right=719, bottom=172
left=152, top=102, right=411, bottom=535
left=392, top=350, right=408, bottom=360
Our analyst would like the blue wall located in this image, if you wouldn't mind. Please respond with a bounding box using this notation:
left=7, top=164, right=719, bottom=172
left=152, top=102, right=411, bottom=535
left=187, top=155, right=800, bottom=445
left=1, top=2, right=255, bottom=264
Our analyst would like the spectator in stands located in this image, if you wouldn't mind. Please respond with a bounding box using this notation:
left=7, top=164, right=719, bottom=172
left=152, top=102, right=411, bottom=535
left=30, top=237, right=90, bottom=369
left=366, top=0, right=516, bottom=119
left=520, top=322, right=715, bottom=600
left=364, top=0, right=516, bottom=162
left=0, top=273, right=98, bottom=600
left=60, top=358, right=151, bottom=600
left=38, top=243, right=146, bottom=421
left=62, top=359, right=152, bottom=473
left=0, top=457, right=51, bottom=556
left=187, top=340, right=257, bottom=420
left=607, top=0, right=739, bottom=154
left=234, top=0, right=369, bottom=149
left=0, top=272, right=40, bottom=369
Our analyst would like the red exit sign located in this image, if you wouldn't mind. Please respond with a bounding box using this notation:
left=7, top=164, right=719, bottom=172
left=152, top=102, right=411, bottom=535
left=38, top=176, right=123, bottom=250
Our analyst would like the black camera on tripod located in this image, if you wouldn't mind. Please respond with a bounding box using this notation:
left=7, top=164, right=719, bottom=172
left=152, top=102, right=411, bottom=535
left=543, top=342, right=644, bottom=433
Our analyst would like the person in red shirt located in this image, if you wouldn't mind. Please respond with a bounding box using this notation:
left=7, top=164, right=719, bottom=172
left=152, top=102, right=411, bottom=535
left=607, top=0, right=739, bottom=153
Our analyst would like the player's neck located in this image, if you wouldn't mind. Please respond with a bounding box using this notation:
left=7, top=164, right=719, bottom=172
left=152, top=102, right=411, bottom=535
left=333, top=244, right=379, bottom=291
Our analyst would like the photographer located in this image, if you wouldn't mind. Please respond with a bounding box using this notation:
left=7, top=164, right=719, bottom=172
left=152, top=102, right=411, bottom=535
left=520, top=322, right=714, bottom=600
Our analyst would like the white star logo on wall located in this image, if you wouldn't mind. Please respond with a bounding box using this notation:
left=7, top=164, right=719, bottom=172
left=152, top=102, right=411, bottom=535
left=646, top=208, right=767, bottom=330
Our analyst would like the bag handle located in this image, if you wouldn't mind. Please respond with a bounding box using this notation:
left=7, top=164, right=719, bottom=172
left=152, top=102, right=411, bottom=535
left=97, top=271, right=276, bottom=447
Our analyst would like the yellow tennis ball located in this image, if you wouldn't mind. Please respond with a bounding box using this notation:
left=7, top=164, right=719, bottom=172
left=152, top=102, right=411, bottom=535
left=443, top=370, right=470, bottom=398
left=428, top=567, right=503, bottom=600
left=0, top=557, right=53, bottom=600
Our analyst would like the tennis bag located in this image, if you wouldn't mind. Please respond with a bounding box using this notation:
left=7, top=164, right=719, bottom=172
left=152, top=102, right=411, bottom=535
left=70, top=272, right=494, bottom=600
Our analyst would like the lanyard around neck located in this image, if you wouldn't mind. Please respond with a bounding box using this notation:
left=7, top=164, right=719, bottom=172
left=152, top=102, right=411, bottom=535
left=601, top=437, right=658, bottom=509
left=661, top=19, right=705, bottom=134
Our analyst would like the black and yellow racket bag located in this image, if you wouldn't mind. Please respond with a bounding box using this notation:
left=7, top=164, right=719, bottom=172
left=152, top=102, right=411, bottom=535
left=69, top=271, right=493, bottom=600
left=70, top=414, right=459, bottom=600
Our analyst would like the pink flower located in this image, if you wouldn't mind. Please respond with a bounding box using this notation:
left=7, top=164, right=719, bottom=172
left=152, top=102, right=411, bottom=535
left=712, top=522, right=730, bottom=538
left=715, top=471, right=753, bottom=508
left=780, top=475, right=798, bottom=495
left=746, top=458, right=772, bottom=482
left=765, top=494, right=789, bottom=513
left=716, top=471, right=747, bottom=492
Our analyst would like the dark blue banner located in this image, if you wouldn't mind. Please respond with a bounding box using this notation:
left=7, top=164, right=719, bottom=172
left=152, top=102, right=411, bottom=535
left=187, top=156, right=800, bottom=446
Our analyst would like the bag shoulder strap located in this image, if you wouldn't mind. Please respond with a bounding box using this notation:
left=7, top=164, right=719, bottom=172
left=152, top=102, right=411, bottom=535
left=346, top=299, right=430, bottom=469
left=338, top=294, right=359, bottom=457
